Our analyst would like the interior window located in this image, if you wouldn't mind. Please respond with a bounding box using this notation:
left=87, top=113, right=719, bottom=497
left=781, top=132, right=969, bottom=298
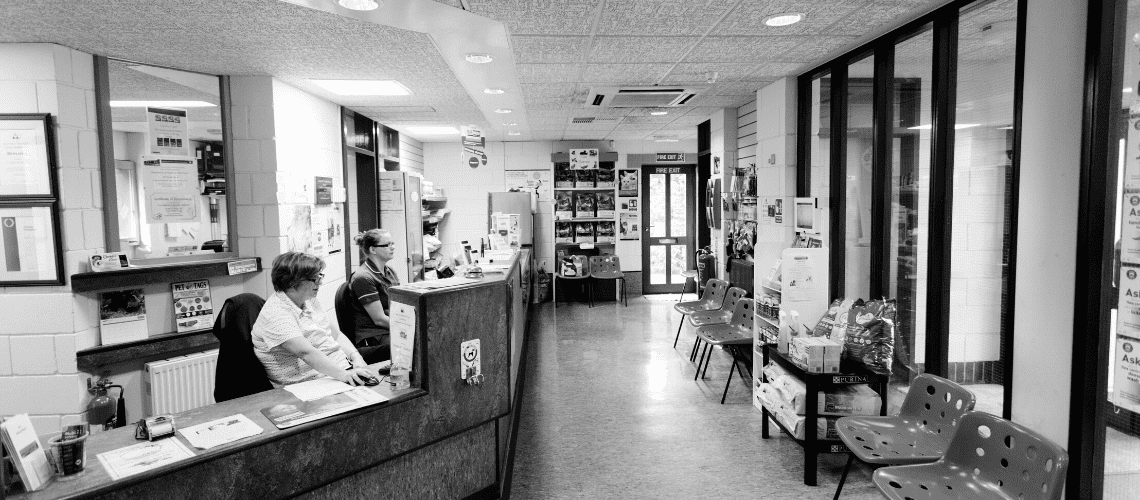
left=106, top=60, right=229, bottom=260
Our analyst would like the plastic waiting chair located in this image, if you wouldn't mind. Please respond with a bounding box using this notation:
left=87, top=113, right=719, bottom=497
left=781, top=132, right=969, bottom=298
left=693, top=298, right=754, bottom=403
left=873, top=411, right=1069, bottom=500
left=672, top=278, right=728, bottom=349
left=832, top=373, right=977, bottom=499
left=687, top=286, right=747, bottom=362
left=677, top=269, right=699, bottom=302
left=588, top=255, right=627, bottom=306
left=555, top=255, right=592, bottom=308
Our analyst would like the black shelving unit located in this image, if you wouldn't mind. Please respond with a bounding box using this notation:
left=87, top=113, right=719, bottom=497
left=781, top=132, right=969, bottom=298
left=760, top=344, right=889, bottom=486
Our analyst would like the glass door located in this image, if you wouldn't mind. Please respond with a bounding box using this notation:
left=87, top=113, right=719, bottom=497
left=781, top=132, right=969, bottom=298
left=642, top=164, right=696, bottom=294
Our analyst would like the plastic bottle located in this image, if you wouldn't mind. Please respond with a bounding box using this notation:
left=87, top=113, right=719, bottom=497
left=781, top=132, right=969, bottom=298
left=778, top=310, right=790, bottom=354
left=789, top=311, right=803, bottom=340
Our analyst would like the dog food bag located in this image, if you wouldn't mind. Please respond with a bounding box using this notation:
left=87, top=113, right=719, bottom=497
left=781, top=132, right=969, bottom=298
left=842, top=299, right=897, bottom=375
left=812, top=299, right=843, bottom=338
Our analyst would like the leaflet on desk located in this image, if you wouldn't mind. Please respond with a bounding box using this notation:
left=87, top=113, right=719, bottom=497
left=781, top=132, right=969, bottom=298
left=260, top=387, right=387, bottom=429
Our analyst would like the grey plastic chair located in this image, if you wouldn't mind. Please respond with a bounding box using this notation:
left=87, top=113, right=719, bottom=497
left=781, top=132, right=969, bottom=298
left=588, top=255, right=626, bottom=306
left=693, top=298, right=754, bottom=403
left=672, top=278, right=728, bottom=349
left=687, top=286, right=747, bottom=362
left=833, top=373, right=977, bottom=499
left=873, top=411, right=1069, bottom=500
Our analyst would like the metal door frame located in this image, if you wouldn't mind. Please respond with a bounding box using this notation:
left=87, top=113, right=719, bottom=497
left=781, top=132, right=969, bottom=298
left=641, top=164, right=697, bottom=294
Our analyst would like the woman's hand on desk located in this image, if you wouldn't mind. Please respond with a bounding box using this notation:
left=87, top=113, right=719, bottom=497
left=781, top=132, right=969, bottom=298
left=340, top=367, right=375, bottom=386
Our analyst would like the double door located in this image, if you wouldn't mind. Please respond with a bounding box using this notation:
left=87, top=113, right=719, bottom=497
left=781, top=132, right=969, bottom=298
left=641, top=164, right=696, bottom=294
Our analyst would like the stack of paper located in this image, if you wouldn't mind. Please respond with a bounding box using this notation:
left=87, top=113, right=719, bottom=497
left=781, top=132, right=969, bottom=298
left=178, top=414, right=264, bottom=450
left=0, top=414, right=52, bottom=491
left=284, top=378, right=354, bottom=402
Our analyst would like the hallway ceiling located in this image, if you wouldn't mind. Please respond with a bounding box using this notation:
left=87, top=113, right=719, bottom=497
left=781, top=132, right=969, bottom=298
left=0, top=0, right=949, bottom=142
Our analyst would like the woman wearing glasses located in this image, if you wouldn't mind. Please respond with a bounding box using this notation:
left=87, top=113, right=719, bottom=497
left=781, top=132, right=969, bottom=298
left=251, top=251, right=373, bottom=386
left=347, top=229, right=401, bottom=362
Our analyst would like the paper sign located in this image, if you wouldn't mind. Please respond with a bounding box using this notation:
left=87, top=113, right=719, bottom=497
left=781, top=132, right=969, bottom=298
left=96, top=437, right=194, bottom=480
left=1123, top=194, right=1140, bottom=265
left=505, top=170, right=552, bottom=201
left=143, top=156, right=199, bottom=222
left=0, top=123, right=51, bottom=196
left=390, top=302, right=417, bottom=373
left=1114, top=332, right=1140, bottom=413
left=227, top=258, right=258, bottom=275
left=147, top=107, right=189, bottom=156
left=569, top=148, right=599, bottom=170
left=1118, top=267, right=1140, bottom=332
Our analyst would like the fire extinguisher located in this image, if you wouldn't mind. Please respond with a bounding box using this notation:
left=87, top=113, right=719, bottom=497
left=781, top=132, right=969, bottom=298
left=696, top=246, right=715, bottom=293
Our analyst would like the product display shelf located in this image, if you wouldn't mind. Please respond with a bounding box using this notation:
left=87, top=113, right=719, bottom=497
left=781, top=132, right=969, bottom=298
left=553, top=217, right=612, bottom=222
left=760, top=344, right=889, bottom=486
left=756, top=313, right=778, bottom=327
left=422, top=196, right=447, bottom=273
left=552, top=173, right=618, bottom=253
left=552, top=186, right=615, bottom=191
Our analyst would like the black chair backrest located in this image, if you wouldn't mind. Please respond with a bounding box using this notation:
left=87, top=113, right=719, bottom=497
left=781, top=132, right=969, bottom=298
left=212, top=293, right=272, bottom=402
left=334, top=280, right=357, bottom=344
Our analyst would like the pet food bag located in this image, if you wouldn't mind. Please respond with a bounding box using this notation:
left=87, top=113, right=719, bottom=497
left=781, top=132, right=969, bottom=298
left=842, top=299, right=897, bottom=375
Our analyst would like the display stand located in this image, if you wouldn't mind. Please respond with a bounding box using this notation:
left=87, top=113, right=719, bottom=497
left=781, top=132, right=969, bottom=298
left=760, top=344, right=889, bottom=486
left=753, top=247, right=829, bottom=408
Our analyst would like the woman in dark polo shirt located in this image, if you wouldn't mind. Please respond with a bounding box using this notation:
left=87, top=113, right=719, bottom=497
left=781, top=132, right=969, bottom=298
left=349, top=229, right=400, bottom=362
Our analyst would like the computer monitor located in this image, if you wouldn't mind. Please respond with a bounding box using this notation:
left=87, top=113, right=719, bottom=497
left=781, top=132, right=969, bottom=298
left=793, top=197, right=820, bottom=234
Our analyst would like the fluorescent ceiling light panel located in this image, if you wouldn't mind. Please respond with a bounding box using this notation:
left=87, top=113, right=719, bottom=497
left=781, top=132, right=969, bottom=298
left=508, top=132, right=521, bottom=136
left=502, top=122, right=517, bottom=126
left=650, top=111, right=668, bottom=116
left=483, top=88, right=505, bottom=94
left=310, top=79, right=411, bottom=96
left=494, top=108, right=513, bottom=114
left=465, top=53, right=493, bottom=64
left=906, top=123, right=981, bottom=130
left=654, top=138, right=679, bottom=142
left=338, top=0, right=380, bottom=11
left=109, top=101, right=216, bottom=107
left=763, top=12, right=804, bottom=27
left=406, top=126, right=460, bottom=135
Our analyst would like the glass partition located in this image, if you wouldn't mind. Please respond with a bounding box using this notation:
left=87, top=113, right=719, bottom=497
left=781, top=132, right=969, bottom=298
left=845, top=54, right=875, bottom=299
left=106, top=59, right=230, bottom=261
left=890, top=26, right=935, bottom=398
left=809, top=73, right=831, bottom=199
left=948, top=0, right=1016, bottom=417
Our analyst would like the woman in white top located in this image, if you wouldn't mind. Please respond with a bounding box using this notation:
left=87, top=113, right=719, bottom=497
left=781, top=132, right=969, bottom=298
left=251, top=251, right=373, bottom=386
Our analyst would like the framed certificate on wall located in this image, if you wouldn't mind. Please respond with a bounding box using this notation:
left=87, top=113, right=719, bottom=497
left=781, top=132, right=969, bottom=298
left=0, top=114, right=57, bottom=198
left=0, top=204, right=64, bottom=285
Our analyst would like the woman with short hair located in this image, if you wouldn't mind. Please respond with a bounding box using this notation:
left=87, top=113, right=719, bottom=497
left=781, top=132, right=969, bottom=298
left=252, top=251, right=373, bottom=386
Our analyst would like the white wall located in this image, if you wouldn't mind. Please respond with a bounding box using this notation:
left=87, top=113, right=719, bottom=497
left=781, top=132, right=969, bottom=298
left=751, top=79, right=798, bottom=297
left=424, top=139, right=698, bottom=276
left=1011, top=0, right=1087, bottom=447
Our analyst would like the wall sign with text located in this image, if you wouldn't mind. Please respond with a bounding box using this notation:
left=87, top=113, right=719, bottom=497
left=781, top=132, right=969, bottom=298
left=656, top=152, right=685, bottom=162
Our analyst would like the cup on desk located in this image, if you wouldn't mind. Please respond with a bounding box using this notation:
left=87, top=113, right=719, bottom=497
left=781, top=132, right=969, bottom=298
left=390, top=369, right=410, bottom=391
left=46, top=433, right=87, bottom=478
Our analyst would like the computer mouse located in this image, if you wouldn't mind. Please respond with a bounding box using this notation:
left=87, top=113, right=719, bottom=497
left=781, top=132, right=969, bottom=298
left=362, top=375, right=380, bottom=386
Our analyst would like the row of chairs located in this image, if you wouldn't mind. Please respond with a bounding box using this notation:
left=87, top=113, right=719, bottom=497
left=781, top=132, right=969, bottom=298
left=554, top=254, right=627, bottom=307
left=834, top=373, right=1068, bottom=500
left=673, top=278, right=754, bottom=403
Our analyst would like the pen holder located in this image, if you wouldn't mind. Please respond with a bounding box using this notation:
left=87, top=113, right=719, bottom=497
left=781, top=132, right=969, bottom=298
left=46, top=433, right=88, bottom=478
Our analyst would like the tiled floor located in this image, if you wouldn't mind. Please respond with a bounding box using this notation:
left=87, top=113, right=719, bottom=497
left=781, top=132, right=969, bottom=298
left=509, top=296, right=884, bottom=499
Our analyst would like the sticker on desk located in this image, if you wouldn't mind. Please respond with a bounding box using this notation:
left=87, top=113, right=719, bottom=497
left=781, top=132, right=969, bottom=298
left=227, top=259, right=258, bottom=275
left=97, top=437, right=194, bottom=480
left=390, top=303, right=416, bottom=375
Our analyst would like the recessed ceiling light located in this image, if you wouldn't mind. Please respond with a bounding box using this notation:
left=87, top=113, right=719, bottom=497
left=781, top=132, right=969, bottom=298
left=1126, top=87, right=1134, bottom=93
left=654, top=138, right=679, bottom=142
left=309, top=79, right=411, bottom=96
left=494, top=108, right=513, bottom=114
left=406, top=126, right=460, bottom=135
left=502, top=122, right=517, bottom=126
left=508, top=132, right=521, bottom=136
left=337, top=0, right=380, bottom=11
left=483, top=88, right=505, bottom=95
left=650, top=111, right=668, bottom=116
left=109, top=101, right=216, bottom=107
left=763, top=12, right=804, bottom=27
left=465, top=53, right=493, bottom=64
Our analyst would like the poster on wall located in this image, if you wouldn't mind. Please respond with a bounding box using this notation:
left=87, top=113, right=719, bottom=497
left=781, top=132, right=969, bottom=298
left=504, top=170, right=552, bottom=201
left=327, top=205, right=344, bottom=255
left=0, top=206, right=59, bottom=283
left=143, top=156, right=199, bottom=223
left=461, top=125, right=487, bottom=169
left=1114, top=332, right=1140, bottom=413
left=1122, top=194, right=1140, bottom=265
left=569, top=148, right=599, bottom=170
left=618, top=169, right=638, bottom=197
left=784, top=254, right=819, bottom=302
left=619, top=213, right=640, bottom=240
left=287, top=205, right=313, bottom=253
left=146, top=107, right=190, bottom=156
left=1118, top=267, right=1140, bottom=332
left=0, top=117, right=52, bottom=196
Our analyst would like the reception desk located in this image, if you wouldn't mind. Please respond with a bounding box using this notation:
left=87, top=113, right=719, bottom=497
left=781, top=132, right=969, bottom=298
left=11, top=249, right=532, bottom=500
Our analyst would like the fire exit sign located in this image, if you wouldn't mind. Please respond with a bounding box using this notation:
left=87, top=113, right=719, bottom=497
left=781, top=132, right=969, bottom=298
left=656, top=153, right=685, bottom=162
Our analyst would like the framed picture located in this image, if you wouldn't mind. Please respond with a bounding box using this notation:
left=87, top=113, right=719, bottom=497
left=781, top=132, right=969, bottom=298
left=0, top=114, right=57, bottom=198
left=618, top=169, right=638, bottom=197
left=0, top=203, right=64, bottom=286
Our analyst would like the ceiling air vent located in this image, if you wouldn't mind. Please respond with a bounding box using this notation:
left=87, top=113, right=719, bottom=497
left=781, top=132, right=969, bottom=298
left=586, top=86, right=707, bottom=108
left=571, top=117, right=595, bottom=124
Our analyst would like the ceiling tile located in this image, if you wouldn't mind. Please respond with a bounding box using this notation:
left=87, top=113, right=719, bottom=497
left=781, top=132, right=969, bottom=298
left=660, top=63, right=761, bottom=84
left=467, top=0, right=601, bottom=35
left=774, top=36, right=860, bottom=63
left=517, top=63, right=582, bottom=83
left=710, top=81, right=764, bottom=96
left=595, top=0, right=736, bottom=36
left=621, top=115, right=674, bottom=125
left=669, top=114, right=717, bottom=126
left=717, top=0, right=870, bottom=36
left=615, top=123, right=669, bottom=131
left=751, top=62, right=807, bottom=79
left=824, top=0, right=938, bottom=36
left=581, top=63, right=674, bottom=83
left=686, top=36, right=807, bottom=62
left=429, top=0, right=465, bottom=8
left=511, top=36, right=590, bottom=63
left=685, top=94, right=753, bottom=108
left=587, top=36, right=699, bottom=63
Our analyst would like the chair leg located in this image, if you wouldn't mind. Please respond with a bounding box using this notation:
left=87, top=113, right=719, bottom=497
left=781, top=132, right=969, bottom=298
left=690, top=336, right=702, bottom=361
left=554, top=277, right=560, bottom=308
left=701, top=344, right=712, bottom=379
left=673, top=314, right=686, bottom=348
left=721, top=346, right=747, bottom=404
left=587, top=279, right=594, bottom=308
left=694, top=343, right=710, bottom=380
left=620, top=278, right=627, bottom=307
left=833, top=453, right=855, bottom=500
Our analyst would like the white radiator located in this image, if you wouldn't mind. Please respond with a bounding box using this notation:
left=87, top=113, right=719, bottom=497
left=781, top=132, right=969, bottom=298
left=144, top=349, right=219, bottom=416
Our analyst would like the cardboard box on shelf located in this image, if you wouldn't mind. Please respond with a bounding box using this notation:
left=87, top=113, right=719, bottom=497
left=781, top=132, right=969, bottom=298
left=789, top=337, right=842, bottom=373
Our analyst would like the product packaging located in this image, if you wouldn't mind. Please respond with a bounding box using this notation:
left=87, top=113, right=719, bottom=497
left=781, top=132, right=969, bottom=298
left=842, top=299, right=897, bottom=375
left=574, top=222, right=595, bottom=243
left=789, top=337, right=842, bottom=373
left=555, top=222, right=574, bottom=243
left=575, top=192, right=596, bottom=218
left=554, top=192, right=573, bottom=220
